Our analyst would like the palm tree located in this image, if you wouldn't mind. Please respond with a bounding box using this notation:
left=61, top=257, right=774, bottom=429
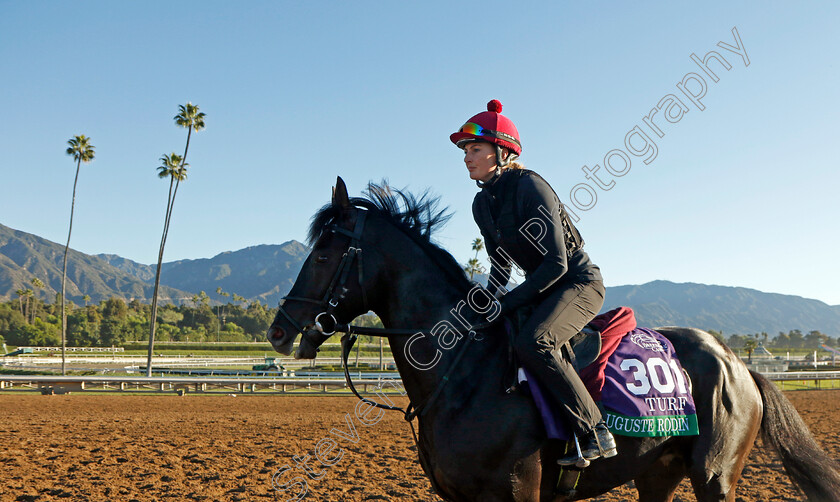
left=464, top=237, right=486, bottom=280
left=146, top=152, right=188, bottom=376
left=16, top=289, right=26, bottom=316
left=215, top=286, right=229, bottom=342
left=147, top=102, right=205, bottom=376
left=22, top=289, right=33, bottom=321
left=464, top=258, right=485, bottom=281
left=472, top=237, right=484, bottom=258
left=82, top=294, right=91, bottom=306
left=174, top=103, right=206, bottom=167
left=30, top=278, right=44, bottom=322
left=63, top=135, right=95, bottom=375
left=744, top=337, right=758, bottom=363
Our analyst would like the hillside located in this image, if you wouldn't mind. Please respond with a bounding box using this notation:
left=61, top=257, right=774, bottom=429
left=3, top=223, right=839, bottom=335
left=0, top=223, right=189, bottom=304
left=99, top=241, right=308, bottom=306
left=603, top=280, right=840, bottom=335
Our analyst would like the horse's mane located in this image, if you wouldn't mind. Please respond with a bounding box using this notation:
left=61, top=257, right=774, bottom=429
left=308, top=181, right=472, bottom=291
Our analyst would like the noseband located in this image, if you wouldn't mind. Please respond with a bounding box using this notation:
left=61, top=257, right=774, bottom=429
left=276, top=210, right=368, bottom=347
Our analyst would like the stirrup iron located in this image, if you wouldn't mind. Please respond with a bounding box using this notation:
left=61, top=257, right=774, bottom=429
left=557, top=434, right=590, bottom=468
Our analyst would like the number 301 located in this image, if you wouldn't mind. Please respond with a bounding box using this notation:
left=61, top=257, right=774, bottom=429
left=619, top=357, right=689, bottom=395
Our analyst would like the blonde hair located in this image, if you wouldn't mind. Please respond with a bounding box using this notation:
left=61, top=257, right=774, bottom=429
left=504, top=161, right=525, bottom=171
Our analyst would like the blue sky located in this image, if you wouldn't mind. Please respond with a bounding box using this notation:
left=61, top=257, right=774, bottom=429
left=1, top=1, right=838, bottom=305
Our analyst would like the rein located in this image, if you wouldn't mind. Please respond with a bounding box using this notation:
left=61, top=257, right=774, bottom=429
left=338, top=325, right=478, bottom=450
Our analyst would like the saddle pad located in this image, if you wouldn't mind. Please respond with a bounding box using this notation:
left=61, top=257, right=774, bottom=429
left=600, top=328, right=698, bottom=437
left=519, top=327, right=698, bottom=439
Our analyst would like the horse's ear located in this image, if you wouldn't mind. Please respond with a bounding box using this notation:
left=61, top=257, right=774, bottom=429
left=333, top=176, right=351, bottom=211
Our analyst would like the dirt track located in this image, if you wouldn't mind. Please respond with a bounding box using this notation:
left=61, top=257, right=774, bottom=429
left=1, top=391, right=837, bottom=501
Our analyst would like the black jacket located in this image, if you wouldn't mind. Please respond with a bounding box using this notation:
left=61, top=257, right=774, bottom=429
left=472, top=168, right=602, bottom=314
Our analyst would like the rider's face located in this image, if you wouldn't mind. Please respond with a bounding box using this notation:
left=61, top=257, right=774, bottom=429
left=463, top=142, right=507, bottom=182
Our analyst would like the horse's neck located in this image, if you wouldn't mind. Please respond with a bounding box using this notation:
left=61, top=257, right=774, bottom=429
left=372, top=252, right=494, bottom=407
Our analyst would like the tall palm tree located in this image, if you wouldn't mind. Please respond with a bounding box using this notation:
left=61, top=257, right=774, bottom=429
left=215, top=286, right=229, bottom=342
left=464, top=237, right=486, bottom=280
left=471, top=237, right=484, bottom=258
left=146, top=152, right=188, bottom=376
left=22, top=289, right=33, bottom=321
left=63, top=135, right=95, bottom=375
left=146, top=104, right=206, bottom=376
left=30, top=278, right=44, bottom=322
left=16, top=289, right=26, bottom=316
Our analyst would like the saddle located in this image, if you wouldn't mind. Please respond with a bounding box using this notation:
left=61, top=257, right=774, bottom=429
left=565, top=326, right=602, bottom=371
left=503, top=306, right=603, bottom=392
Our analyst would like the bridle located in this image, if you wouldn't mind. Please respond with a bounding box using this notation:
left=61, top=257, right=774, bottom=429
left=276, top=209, right=369, bottom=349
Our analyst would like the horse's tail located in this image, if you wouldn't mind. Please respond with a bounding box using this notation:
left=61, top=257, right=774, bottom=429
left=750, top=370, right=840, bottom=501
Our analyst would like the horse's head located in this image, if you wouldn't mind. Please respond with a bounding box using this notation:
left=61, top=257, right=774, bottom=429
left=267, top=177, right=371, bottom=359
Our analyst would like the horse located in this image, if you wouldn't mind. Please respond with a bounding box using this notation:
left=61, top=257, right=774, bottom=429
left=267, top=177, right=840, bottom=501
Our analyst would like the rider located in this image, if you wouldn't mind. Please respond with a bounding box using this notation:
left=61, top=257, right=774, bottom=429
left=450, top=100, right=617, bottom=464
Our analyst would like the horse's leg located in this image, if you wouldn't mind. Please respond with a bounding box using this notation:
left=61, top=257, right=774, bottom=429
left=654, top=327, right=763, bottom=502
left=634, top=449, right=688, bottom=502
left=685, top=371, right=762, bottom=501
left=686, top=413, right=759, bottom=502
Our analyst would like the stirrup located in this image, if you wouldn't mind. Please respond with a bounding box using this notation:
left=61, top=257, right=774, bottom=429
left=557, top=434, right=590, bottom=468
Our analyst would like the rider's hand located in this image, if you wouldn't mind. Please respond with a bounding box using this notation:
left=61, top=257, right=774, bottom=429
left=457, top=299, right=504, bottom=332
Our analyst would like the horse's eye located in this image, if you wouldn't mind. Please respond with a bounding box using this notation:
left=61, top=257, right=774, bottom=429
left=316, top=256, right=329, bottom=263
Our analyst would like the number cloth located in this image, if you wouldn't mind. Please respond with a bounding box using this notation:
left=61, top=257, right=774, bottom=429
left=600, top=327, right=699, bottom=437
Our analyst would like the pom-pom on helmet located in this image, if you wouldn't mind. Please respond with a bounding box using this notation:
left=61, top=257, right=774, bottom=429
left=450, top=100, right=522, bottom=156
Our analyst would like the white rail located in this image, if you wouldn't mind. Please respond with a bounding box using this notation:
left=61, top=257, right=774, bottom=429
left=1, top=371, right=836, bottom=395
left=0, top=375, right=402, bottom=394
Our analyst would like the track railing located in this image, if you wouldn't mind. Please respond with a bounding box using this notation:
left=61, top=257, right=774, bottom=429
left=1, top=371, right=837, bottom=394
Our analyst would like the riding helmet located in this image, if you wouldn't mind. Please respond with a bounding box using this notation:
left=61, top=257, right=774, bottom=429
left=450, top=100, right=522, bottom=155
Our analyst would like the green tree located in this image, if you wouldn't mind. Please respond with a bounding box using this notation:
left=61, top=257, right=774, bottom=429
left=788, top=329, right=804, bottom=349
left=772, top=331, right=790, bottom=348
left=67, top=305, right=102, bottom=347
left=805, top=330, right=828, bottom=349
left=726, top=334, right=745, bottom=349
left=147, top=103, right=205, bottom=377
left=62, top=134, right=95, bottom=374
left=98, top=297, right=129, bottom=346
left=0, top=304, right=27, bottom=344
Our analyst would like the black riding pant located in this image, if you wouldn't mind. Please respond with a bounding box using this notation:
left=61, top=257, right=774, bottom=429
left=512, top=279, right=605, bottom=436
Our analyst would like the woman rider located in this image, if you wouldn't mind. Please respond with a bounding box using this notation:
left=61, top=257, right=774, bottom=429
left=450, top=100, right=616, bottom=464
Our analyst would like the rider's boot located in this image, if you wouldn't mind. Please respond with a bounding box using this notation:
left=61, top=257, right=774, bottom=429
left=581, top=421, right=617, bottom=460
left=557, top=421, right=617, bottom=466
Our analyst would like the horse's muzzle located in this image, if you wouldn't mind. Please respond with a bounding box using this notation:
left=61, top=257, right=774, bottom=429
left=267, top=326, right=294, bottom=355
left=294, top=333, right=320, bottom=360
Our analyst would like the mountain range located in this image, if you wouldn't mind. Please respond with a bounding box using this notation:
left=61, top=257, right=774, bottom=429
left=1, top=222, right=838, bottom=335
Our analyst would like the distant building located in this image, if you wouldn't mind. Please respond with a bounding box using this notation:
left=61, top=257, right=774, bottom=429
left=743, top=342, right=789, bottom=373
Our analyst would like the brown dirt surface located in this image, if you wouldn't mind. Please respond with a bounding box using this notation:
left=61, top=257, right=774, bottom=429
left=0, top=390, right=838, bottom=501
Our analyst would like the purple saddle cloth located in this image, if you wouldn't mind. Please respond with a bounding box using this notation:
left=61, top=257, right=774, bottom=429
left=519, top=327, right=698, bottom=439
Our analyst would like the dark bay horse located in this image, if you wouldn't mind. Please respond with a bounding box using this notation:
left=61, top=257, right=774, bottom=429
left=267, top=177, right=840, bottom=501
